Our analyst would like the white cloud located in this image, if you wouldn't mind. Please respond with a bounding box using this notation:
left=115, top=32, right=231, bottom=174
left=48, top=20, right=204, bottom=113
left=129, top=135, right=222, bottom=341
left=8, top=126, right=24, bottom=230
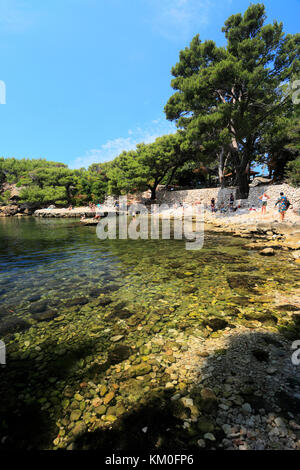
left=145, top=0, right=232, bottom=41
left=71, top=117, right=176, bottom=169
left=146, top=0, right=228, bottom=41
left=0, top=0, right=38, bottom=33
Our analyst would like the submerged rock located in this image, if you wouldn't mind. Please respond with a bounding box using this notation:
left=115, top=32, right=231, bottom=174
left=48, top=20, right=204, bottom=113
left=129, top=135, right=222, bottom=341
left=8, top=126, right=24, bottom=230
left=197, top=417, right=215, bottom=434
left=125, top=363, right=152, bottom=378
left=89, top=288, right=103, bottom=298
left=0, top=317, right=30, bottom=336
left=95, top=297, right=112, bottom=307
left=31, top=310, right=57, bottom=322
left=245, top=311, right=278, bottom=327
left=28, top=295, right=42, bottom=303
left=28, top=301, right=48, bottom=314
left=227, top=276, right=261, bottom=291
left=202, top=318, right=229, bottom=332
left=109, top=344, right=132, bottom=365
left=64, top=297, right=89, bottom=307
left=110, top=335, right=124, bottom=342
left=70, top=410, right=82, bottom=422
left=95, top=405, right=107, bottom=416
left=103, top=391, right=115, bottom=405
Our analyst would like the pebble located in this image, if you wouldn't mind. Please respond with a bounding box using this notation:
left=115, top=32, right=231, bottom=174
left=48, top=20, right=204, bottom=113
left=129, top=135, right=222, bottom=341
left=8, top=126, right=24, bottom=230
left=274, top=417, right=286, bottom=428
left=171, top=393, right=181, bottom=401
left=197, top=439, right=206, bottom=448
left=222, top=424, right=232, bottom=435
left=239, top=444, right=248, bottom=450
left=204, top=433, right=216, bottom=441
left=165, top=382, right=174, bottom=390
left=110, top=335, right=124, bottom=342
left=181, top=397, right=194, bottom=407
left=266, top=367, right=277, bottom=375
left=242, top=403, right=252, bottom=414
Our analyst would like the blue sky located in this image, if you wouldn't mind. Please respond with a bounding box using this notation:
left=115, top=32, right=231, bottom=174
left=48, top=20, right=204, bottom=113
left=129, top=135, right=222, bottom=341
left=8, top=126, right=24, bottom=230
left=0, top=0, right=299, bottom=169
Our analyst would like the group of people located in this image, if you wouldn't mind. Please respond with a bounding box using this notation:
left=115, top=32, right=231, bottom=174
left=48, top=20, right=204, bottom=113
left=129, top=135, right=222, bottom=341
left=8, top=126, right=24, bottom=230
left=258, top=191, right=292, bottom=221
left=79, top=192, right=292, bottom=223
left=210, top=193, right=238, bottom=214
left=80, top=202, right=102, bottom=221
left=209, top=191, right=292, bottom=221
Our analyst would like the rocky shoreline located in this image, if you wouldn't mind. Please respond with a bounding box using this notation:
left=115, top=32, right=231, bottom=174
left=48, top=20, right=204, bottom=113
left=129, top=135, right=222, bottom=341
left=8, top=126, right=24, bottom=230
left=203, top=212, right=300, bottom=263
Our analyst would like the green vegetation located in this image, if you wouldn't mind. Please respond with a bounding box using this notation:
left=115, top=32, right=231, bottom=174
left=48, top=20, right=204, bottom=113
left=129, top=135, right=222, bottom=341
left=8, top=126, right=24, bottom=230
left=0, top=4, right=299, bottom=207
left=286, top=157, right=300, bottom=187
left=165, top=3, right=300, bottom=197
left=0, top=158, right=110, bottom=206
left=107, top=133, right=198, bottom=200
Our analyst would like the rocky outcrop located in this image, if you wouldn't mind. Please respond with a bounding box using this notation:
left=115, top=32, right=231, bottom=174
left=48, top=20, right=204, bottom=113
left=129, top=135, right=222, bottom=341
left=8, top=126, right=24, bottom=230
left=34, top=208, right=96, bottom=218
left=206, top=216, right=300, bottom=253
left=0, top=203, right=38, bottom=217
left=0, top=205, right=19, bottom=217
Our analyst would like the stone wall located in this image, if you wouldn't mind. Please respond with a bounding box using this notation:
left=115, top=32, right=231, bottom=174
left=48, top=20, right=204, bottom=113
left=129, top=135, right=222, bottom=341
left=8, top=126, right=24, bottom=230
left=154, top=187, right=236, bottom=207
left=152, top=183, right=300, bottom=209
left=246, top=183, right=300, bottom=208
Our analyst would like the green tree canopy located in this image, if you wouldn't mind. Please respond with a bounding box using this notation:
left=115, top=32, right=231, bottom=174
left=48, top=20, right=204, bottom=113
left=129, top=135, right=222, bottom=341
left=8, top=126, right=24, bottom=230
left=165, top=3, right=300, bottom=197
left=107, top=133, right=196, bottom=200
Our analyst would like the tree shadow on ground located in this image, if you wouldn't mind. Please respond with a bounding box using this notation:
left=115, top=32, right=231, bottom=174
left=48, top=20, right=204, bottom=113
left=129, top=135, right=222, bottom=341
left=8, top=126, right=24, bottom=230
left=0, top=331, right=124, bottom=450
left=1, top=326, right=300, bottom=450
left=73, top=328, right=300, bottom=451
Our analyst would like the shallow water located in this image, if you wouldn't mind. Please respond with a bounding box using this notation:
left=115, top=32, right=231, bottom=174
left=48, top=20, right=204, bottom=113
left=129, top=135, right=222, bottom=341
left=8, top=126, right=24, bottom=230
left=0, top=217, right=299, bottom=449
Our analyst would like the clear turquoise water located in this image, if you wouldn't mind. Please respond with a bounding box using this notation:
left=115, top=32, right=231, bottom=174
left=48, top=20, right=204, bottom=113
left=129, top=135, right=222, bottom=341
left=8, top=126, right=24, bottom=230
left=0, top=217, right=299, bottom=450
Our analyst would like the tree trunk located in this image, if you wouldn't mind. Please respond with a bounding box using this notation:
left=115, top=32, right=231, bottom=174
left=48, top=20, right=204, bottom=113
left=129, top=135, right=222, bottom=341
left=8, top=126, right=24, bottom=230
left=218, top=147, right=227, bottom=188
left=165, top=166, right=178, bottom=187
left=150, top=186, right=157, bottom=200
left=235, top=168, right=249, bottom=199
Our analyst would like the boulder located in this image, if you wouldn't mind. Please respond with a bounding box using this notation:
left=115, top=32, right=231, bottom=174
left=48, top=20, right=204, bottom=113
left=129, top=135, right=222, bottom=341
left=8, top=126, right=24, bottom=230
left=0, top=205, right=19, bottom=216
left=249, top=177, right=272, bottom=187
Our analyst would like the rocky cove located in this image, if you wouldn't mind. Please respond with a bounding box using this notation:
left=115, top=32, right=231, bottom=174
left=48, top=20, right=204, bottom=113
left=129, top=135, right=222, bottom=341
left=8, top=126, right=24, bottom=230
left=0, top=216, right=300, bottom=451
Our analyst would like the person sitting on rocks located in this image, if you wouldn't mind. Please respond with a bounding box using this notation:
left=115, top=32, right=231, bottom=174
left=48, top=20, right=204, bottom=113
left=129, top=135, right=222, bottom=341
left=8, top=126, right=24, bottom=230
left=219, top=203, right=226, bottom=214
left=94, top=203, right=102, bottom=219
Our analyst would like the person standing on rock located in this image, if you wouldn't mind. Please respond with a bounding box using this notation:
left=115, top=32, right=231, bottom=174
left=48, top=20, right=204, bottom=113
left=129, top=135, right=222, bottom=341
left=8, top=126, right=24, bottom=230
left=94, top=202, right=102, bottom=220
left=210, top=198, right=216, bottom=213
left=259, top=192, right=270, bottom=216
left=275, top=192, right=291, bottom=222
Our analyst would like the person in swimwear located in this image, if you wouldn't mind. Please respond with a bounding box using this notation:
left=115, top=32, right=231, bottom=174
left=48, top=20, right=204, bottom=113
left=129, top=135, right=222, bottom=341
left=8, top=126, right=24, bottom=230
left=259, top=192, right=270, bottom=216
